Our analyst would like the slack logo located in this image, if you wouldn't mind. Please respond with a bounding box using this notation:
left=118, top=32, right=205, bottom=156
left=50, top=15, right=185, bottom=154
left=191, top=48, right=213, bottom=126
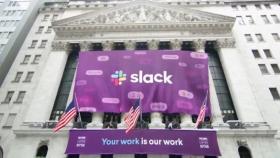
left=111, top=70, right=173, bottom=85
left=131, top=71, right=173, bottom=84
left=111, top=70, right=127, bottom=86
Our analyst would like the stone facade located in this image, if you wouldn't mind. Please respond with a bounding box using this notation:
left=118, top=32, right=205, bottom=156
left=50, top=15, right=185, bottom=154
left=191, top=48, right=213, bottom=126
left=0, top=0, right=280, bottom=158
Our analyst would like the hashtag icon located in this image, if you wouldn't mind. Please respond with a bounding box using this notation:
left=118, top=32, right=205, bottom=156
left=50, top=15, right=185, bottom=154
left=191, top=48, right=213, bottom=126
left=111, top=70, right=126, bottom=86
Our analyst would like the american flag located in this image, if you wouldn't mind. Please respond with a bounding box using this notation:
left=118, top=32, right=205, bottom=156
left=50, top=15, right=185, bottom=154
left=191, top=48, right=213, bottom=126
left=53, top=100, right=77, bottom=132
left=195, top=91, right=208, bottom=128
left=124, top=99, right=141, bottom=134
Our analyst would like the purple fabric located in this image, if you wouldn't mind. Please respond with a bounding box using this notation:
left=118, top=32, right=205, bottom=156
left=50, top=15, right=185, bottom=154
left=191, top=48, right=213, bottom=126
left=75, top=50, right=210, bottom=115
left=65, top=129, right=221, bottom=156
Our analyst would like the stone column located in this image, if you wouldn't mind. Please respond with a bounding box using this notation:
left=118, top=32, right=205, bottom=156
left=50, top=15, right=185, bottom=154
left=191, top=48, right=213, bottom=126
left=147, top=39, right=165, bottom=129
left=114, top=155, right=134, bottom=158
left=171, top=39, right=182, bottom=50
left=208, top=69, right=225, bottom=127
left=24, top=41, right=70, bottom=122
left=80, top=41, right=104, bottom=128
left=216, top=38, right=264, bottom=122
left=116, top=114, right=134, bottom=158
left=102, top=40, right=113, bottom=51
left=79, top=41, right=92, bottom=51
left=194, top=39, right=206, bottom=52
left=150, top=112, right=165, bottom=129
left=180, top=39, right=206, bottom=128
left=180, top=114, right=194, bottom=128
left=125, top=40, right=135, bottom=50
left=87, top=113, right=103, bottom=129
left=148, top=39, right=159, bottom=50
left=80, top=155, right=100, bottom=158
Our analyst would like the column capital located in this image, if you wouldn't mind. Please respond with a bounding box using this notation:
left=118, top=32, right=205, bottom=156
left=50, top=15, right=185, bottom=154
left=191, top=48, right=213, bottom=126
left=171, top=39, right=182, bottom=50
left=51, top=41, right=70, bottom=52
left=217, top=38, right=235, bottom=48
left=193, top=39, right=206, bottom=52
left=125, top=40, right=135, bottom=50
left=102, top=40, right=113, bottom=51
left=148, top=39, right=159, bottom=50
left=79, top=41, right=92, bottom=51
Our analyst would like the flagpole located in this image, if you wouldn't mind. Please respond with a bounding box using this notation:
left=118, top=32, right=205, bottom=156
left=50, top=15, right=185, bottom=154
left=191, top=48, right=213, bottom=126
left=138, top=95, right=143, bottom=129
left=74, top=93, right=83, bottom=127
left=204, top=90, right=209, bottom=105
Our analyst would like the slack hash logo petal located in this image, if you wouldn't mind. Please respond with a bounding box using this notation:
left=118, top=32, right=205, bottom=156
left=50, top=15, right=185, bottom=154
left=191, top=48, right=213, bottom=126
left=111, top=70, right=127, bottom=86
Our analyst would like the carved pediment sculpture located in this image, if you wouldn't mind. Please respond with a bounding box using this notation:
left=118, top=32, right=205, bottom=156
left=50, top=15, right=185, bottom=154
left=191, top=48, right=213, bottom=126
left=52, top=0, right=235, bottom=35
left=53, top=1, right=234, bottom=26
left=64, top=5, right=218, bottom=26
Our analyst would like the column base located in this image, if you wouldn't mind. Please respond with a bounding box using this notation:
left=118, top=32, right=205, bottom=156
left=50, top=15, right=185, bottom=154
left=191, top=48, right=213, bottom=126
left=114, top=154, right=134, bottom=158
left=180, top=122, right=195, bottom=129
left=87, top=121, right=103, bottom=129
left=149, top=121, right=165, bottom=129
left=212, top=122, right=229, bottom=129
left=117, top=123, right=126, bottom=129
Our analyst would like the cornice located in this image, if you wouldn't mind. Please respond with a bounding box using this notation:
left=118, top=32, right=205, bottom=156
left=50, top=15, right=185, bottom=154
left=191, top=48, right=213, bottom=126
left=53, top=1, right=235, bottom=25
left=13, top=127, right=278, bottom=137
left=217, top=38, right=235, bottom=48
left=39, top=0, right=279, bottom=12
left=51, top=41, right=71, bottom=51
left=217, top=129, right=278, bottom=137
left=53, top=22, right=233, bottom=37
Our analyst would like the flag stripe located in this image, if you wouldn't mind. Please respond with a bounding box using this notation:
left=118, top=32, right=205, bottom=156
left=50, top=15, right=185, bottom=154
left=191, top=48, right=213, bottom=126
left=124, top=104, right=141, bottom=134
left=53, top=100, right=77, bottom=132
left=53, top=109, right=76, bottom=132
left=195, top=92, right=208, bottom=128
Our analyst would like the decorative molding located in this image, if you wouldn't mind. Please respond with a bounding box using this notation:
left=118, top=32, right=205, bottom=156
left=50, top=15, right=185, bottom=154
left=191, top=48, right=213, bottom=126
left=217, top=129, right=278, bottom=137
left=148, top=40, right=159, bottom=50
left=193, top=39, right=206, bottom=51
left=237, top=140, right=248, bottom=147
left=217, top=38, right=235, bottom=48
left=125, top=40, right=135, bottom=50
left=171, top=39, right=182, bottom=50
left=62, top=5, right=218, bottom=25
left=52, top=2, right=235, bottom=35
left=79, top=41, right=92, bottom=51
left=51, top=41, right=70, bottom=51
left=102, top=41, right=113, bottom=51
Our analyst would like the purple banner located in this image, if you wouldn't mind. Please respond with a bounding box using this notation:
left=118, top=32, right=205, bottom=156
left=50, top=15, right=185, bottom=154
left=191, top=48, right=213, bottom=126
left=75, top=50, right=210, bottom=115
left=65, top=129, right=221, bottom=156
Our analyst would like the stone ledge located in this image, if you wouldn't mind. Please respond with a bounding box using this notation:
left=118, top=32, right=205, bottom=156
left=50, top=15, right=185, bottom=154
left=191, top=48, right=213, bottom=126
left=13, top=126, right=278, bottom=138
left=217, top=129, right=278, bottom=137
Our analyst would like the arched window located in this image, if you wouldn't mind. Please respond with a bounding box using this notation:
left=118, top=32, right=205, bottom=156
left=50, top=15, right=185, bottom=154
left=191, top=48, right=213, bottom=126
left=36, top=145, right=48, bottom=158
left=238, top=146, right=252, bottom=158
left=0, top=146, right=3, bottom=158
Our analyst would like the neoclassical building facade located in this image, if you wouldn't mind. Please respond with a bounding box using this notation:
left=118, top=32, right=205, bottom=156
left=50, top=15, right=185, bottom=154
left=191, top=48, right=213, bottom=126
left=0, top=0, right=280, bottom=158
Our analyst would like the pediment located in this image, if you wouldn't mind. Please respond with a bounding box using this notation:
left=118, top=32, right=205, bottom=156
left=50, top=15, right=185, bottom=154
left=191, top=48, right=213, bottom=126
left=53, top=1, right=234, bottom=27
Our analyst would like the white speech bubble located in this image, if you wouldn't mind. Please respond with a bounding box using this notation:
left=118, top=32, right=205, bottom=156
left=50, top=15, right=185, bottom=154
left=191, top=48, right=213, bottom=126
left=178, top=62, right=187, bottom=67
left=102, top=98, right=120, bottom=104
left=79, top=107, right=97, bottom=112
left=178, top=90, right=194, bottom=99
left=190, top=52, right=207, bottom=59
left=76, top=80, right=87, bottom=86
left=194, top=64, right=205, bottom=69
left=134, top=51, right=147, bottom=55
left=97, top=56, right=109, bottom=61
left=150, top=102, right=167, bottom=111
left=123, top=55, right=132, bottom=59
left=128, top=91, right=144, bottom=99
left=85, top=70, right=103, bottom=75
left=162, top=54, right=179, bottom=60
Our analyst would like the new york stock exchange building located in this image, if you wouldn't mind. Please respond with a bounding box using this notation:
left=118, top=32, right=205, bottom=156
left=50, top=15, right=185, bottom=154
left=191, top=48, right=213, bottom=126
left=1, top=0, right=280, bottom=158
